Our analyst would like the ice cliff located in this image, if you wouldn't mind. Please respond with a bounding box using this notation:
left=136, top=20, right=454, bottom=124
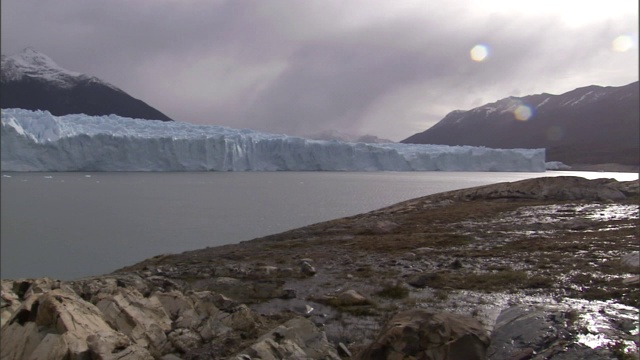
left=1, top=109, right=545, bottom=172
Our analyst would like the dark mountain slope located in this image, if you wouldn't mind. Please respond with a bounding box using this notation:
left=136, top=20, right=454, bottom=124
left=1, top=48, right=173, bottom=122
left=402, top=82, right=639, bottom=166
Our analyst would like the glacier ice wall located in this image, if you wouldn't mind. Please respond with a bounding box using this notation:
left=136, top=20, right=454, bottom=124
left=1, top=109, right=546, bottom=172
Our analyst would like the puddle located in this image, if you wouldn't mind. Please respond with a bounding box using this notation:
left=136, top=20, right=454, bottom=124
left=409, top=288, right=639, bottom=353
left=580, top=204, right=639, bottom=221
left=472, top=203, right=638, bottom=228
left=564, top=298, right=639, bottom=353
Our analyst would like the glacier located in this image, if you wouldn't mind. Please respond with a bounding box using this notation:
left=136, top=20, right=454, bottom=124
left=1, top=109, right=546, bottom=172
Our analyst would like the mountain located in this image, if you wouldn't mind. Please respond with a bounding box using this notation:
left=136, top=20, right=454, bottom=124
left=304, top=129, right=393, bottom=143
left=402, top=82, right=639, bottom=166
left=1, top=48, right=172, bottom=121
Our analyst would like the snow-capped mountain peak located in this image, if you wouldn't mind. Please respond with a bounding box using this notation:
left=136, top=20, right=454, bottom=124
left=12, top=47, right=71, bottom=71
left=1, top=48, right=120, bottom=91
left=401, top=81, right=639, bottom=167
left=1, top=48, right=173, bottom=122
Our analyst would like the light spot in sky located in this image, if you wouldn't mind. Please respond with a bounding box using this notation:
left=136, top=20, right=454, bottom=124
left=470, top=44, right=490, bottom=62
left=514, top=104, right=533, bottom=121
left=612, top=35, right=635, bottom=52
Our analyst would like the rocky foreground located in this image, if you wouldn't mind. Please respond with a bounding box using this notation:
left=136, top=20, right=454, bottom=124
left=2, top=176, right=639, bottom=360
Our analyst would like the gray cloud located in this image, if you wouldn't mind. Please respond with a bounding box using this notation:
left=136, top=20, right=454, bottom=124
left=2, top=0, right=638, bottom=140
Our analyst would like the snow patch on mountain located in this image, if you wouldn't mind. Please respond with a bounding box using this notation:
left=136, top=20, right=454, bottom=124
left=536, top=97, right=551, bottom=109
left=1, top=48, right=122, bottom=91
left=1, top=109, right=546, bottom=172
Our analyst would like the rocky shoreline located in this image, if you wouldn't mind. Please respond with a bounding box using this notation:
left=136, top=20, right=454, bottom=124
left=2, top=176, right=639, bottom=360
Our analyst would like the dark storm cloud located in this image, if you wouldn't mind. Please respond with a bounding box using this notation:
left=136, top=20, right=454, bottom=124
left=2, top=0, right=638, bottom=140
left=239, top=21, right=471, bottom=133
left=239, top=12, right=628, bottom=136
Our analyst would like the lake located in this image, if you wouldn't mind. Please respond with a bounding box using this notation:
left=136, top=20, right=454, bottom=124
left=1, top=171, right=637, bottom=280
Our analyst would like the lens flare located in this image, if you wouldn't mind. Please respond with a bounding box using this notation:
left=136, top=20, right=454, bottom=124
left=470, top=44, right=489, bottom=62
left=612, top=35, right=634, bottom=52
left=514, top=105, right=533, bottom=121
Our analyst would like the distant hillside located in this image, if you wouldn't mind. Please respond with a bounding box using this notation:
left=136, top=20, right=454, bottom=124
left=304, top=129, right=393, bottom=143
left=1, top=48, right=172, bottom=122
left=402, top=82, right=639, bottom=167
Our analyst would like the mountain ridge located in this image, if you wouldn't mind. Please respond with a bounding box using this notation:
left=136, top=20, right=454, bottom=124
left=402, top=81, right=639, bottom=167
left=1, top=48, right=173, bottom=122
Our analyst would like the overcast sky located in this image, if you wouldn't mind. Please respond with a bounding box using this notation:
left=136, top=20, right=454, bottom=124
left=2, top=0, right=638, bottom=141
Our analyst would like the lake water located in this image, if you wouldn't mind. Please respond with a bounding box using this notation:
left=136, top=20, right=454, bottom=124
left=1, top=171, right=637, bottom=281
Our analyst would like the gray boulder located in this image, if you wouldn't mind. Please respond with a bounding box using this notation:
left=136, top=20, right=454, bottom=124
left=1, top=280, right=21, bottom=328
left=96, top=287, right=173, bottom=357
left=233, top=317, right=340, bottom=360
left=0, top=288, right=153, bottom=360
left=356, top=309, right=489, bottom=360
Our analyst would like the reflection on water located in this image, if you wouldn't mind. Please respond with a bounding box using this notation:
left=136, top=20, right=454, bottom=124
left=413, top=289, right=638, bottom=354
left=569, top=298, right=639, bottom=353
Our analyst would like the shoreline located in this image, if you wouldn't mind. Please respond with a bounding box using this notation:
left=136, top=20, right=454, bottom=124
left=2, top=176, right=638, bottom=359
left=563, top=163, right=640, bottom=173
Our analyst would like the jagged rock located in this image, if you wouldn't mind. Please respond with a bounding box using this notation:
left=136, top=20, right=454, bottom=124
left=208, top=292, right=239, bottom=311
left=233, top=317, right=340, bottom=360
left=0, top=321, right=44, bottom=360
left=488, top=306, right=575, bottom=360
left=338, top=342, right=353, bottom=357
left=21, top=278, right=62, bottom=299
left=300, top=261, right=317, bottom=276
left=5, top=291, right=40, bottom=329
left=356, top=309, right=490, bottom=360
left=617, top=180, right=640, bottom=196
left=28, top=333, right=70, bottom=360
left=449, top=259, right=463, bottom=269
left=70, top=277, right=120, bottom=302
left=221, top=304, right=264, bottom=332
left=407, top=272, right=438, bottom=288
left=146, top=276, right=182, bottom=292
left=198, top=277, right=246, bottom=299
left=1, top=280, right=21, bottom=328
left=36, top=290, right=129, bottom=357
left=280, top=288, right=297, bottom=299
left=155, top=290, right=201, bottom=329
left=161, top=355, right=184, bottom=360
left=0, top=288, right=153, bottom=360
left=69, top=274, right=152, bottom=303
left=191, top=276, right=286, bottom=302
left=156, top=289, right=263, bottom=340
left=336, top=290, right=369, bottom=306
left=96, top=287, right=173, bottom=356
left=11, top=280, right=34, bottom=299
left=167, top=328, right=202, bottom=354
left=253, top=279, right=286, bottom=299
left=188, top=291, right=227, bottom=316
left=87, top=332, right=155, bottom=360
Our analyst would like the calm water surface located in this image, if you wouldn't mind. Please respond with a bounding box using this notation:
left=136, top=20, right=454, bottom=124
left=1, top=171, right=637, bottom=280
